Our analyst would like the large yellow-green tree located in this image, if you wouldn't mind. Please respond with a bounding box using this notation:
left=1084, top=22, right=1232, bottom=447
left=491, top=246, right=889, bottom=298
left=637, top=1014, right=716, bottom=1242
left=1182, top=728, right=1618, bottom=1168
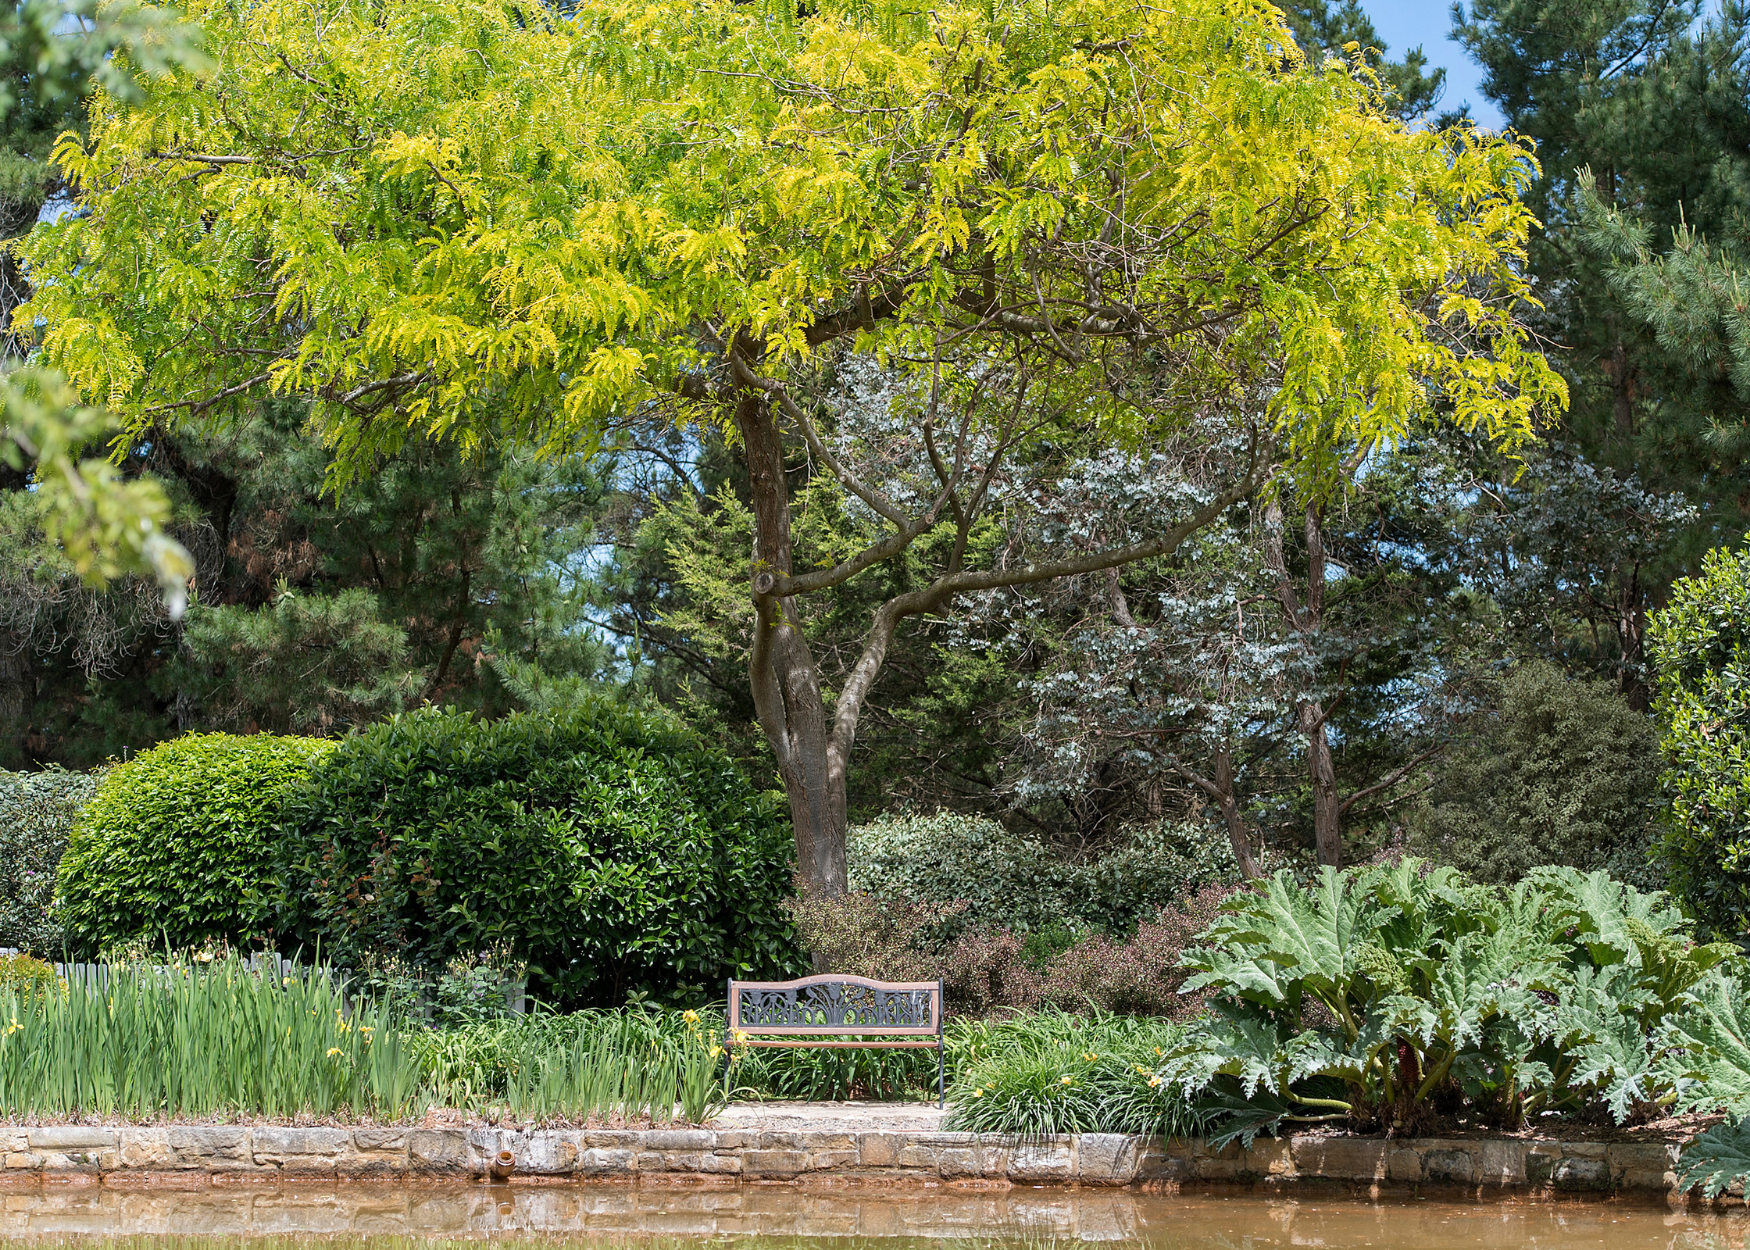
left=17, top=0, right=1564, bottom=888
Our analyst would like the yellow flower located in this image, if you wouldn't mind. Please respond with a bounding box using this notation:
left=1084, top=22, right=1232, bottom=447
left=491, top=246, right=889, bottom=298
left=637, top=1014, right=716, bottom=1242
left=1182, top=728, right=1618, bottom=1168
left=973, top=1087, right=984, bottom=1098
left=1153, top=1048, right=1163, bottom=1057
left=1059, top=1076, right=1072, bottom=1086
left=1082, top=1052, right=1097, bottom=1062
left=326, top=1047, right=343, bottom=1057
left=682, top=1009, right=700, bottom=1025
left=708, top=1045, right=723, bottom=1058
left=1148, top=1076, right=1162, bottom=1088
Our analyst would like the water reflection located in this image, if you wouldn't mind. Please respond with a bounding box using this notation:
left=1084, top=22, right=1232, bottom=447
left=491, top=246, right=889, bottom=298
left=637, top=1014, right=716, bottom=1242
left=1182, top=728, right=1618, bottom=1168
left=0, top=1184, right=1744, bottom=1248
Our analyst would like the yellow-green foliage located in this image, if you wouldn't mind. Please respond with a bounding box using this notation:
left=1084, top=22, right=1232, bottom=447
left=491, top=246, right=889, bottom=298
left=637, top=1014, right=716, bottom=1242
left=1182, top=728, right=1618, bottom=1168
left=0, top=953, right=57, bottom=993
left=18, top=0, right=1562, bottom=488
left=55, top=734, right=335, bottom=953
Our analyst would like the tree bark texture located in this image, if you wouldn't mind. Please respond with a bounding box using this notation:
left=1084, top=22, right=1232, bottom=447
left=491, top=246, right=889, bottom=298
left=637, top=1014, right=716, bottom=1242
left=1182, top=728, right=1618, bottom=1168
left=1267, top=500, right=1344, bottom=868
left=735, top=391, right=849, bottom=895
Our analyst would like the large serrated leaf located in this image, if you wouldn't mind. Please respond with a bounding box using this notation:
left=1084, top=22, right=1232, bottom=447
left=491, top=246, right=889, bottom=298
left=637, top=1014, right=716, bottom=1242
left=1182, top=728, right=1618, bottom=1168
left=1677, top=1119, right=1750, bottom=1200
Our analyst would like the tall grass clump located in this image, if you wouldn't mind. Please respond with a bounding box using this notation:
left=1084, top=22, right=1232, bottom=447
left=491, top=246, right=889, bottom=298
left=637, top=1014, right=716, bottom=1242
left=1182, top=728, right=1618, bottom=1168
left=944, top=1009, right=1204, bottom=1137
left=0, top=954, right=420, bottom=1118
left=410, top=1006, right=728, bottom=1124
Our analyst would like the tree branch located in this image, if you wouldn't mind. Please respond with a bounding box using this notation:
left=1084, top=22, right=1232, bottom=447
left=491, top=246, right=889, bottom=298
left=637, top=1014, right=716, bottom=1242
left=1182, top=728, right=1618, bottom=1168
left=1339, top=743, right=1443, bottom=816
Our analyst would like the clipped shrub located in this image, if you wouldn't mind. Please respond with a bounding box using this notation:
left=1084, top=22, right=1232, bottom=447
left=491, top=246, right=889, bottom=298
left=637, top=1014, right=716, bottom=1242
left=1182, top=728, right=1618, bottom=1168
left=1411, top=661, right=1662, bottom=888
left=55, top=734, right=334, bottom=953
left=276, top=704, right=799, bottom=1007
left=1649, top=541, right=1750, bottom=937
left=0, top=767, right=98, bottom=953
left=848, top=812, right=1239, bottom=936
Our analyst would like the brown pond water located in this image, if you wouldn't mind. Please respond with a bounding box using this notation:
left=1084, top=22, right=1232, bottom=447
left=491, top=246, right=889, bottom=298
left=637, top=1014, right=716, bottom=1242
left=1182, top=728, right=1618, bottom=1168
left=0, top=1186, right=1748, bottom=1249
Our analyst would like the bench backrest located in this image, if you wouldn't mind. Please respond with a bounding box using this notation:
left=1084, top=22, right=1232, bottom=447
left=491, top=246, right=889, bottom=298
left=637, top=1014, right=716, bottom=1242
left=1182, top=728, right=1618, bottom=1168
left=728, top=973, right=942, bottom=1036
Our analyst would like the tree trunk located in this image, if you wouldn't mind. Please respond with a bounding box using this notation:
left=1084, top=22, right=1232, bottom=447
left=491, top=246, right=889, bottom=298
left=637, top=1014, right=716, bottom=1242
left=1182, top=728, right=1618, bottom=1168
left=1300, top=702, right=1343, bottom=868
left=1209, top=745, right=1263, bottom=879
left=735, top=389, right=850, bottom=895
left=1266, top=500, right=1344, bottom=867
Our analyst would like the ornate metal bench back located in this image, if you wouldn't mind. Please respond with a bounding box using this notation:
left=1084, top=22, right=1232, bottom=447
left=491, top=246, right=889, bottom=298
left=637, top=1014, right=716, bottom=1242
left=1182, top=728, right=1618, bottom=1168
left=725, top=974, right=946, bottom=1107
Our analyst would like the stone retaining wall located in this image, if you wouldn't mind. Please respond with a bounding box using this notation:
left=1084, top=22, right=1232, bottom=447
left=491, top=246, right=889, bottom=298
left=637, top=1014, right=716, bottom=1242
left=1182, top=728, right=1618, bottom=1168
left=0, top=1125, right=1689, bottom=1195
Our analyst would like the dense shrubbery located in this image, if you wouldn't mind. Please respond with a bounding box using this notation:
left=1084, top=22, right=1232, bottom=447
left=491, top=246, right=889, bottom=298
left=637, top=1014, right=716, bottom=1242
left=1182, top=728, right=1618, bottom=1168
left=1649, top=542, right=1750, bottom=937
left=788, top=883, right=1230, bottom=1017
left=0, top=768, right=97, bottom=953
left=1411, top=662, right=1663, bottom=888
left=55, top=735, right=333, bottom=953
left=276, top=704, right=800, bottom=1007
left=848, top=811, right=1240, bottom=937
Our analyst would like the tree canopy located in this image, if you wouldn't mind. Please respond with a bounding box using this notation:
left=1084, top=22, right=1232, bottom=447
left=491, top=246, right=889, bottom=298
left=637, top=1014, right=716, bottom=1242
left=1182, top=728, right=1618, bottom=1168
left=12, top=0, right=1568, bottom=885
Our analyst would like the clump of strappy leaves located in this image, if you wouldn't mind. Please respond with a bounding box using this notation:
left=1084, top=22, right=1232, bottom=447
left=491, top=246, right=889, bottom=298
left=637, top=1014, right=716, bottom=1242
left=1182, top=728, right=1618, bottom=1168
left=1152, top=862, right=1748, bottom=1149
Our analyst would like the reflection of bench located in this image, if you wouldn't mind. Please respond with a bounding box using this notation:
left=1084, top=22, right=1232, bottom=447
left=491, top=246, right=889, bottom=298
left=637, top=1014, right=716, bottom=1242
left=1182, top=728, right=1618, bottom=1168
left=726, top=974, right=946, bottom=1106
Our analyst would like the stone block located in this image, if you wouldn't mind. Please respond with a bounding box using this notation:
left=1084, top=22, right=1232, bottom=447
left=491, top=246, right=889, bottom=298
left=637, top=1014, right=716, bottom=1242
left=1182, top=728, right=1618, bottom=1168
left=1562, top=1140, right=1608, bottom=1160
left=583, top=1131, right=639, bottom=1149
left=740, top=1150, right=809, bottom=1176
left=253, top=1128, right=348, bottom=1157
left=699, top=1154, right=741, bottom=1174
left=1421, top=1148, right=1477, bottom=1185
left=936, top=1148, right=977, bottom=1177
left=795, top=1132, right=857, bottom=1153
left=518, top=1135, right=579, bottom=1175
left=1608, top=1142, right=1678, bottom=1191
left=352, top=1130, right=407, bottom=1152
left=808, top=1150, right=860, bottom=1171
left=34, top=1149, right=103, bottom=1172
left=1387, top=1149, right=1422, bottom=1183
left=1241, top=1137, right=1294, bottom=1178
left=1477, top=1140, right=1527, bottom=1184
left=1551, top=1157, right=1610, bottom=1190
left=1008, top=1142, right=1073, bottom=1182
left=579, top=1149, right=635, bottom=1174
left=26, top=1129, right=114, bottom=1150
left=659, top=1152, right=706, bottom=1172
left=755, top=1132, right=807, bottom=1151
left=1078, top=1134, right=1135, bottom=1184
left=895, top=1145, right=940, bottom=1170
left=1134, top=1144, right=1194, bottom=1183
left=408, top=1130, right=470, bottom=1174
left=643, top=1130, right=713, bottom=1152
left=169, top=1128, right=250, bottom=1165
left=858, top=1134, right=902, bottom=1168
left=1291, top=1137, right=1387, bottom=1180
left=3, top=1154, right=32, bottom=1171
left=114, top=1131, right=173, bottom=1169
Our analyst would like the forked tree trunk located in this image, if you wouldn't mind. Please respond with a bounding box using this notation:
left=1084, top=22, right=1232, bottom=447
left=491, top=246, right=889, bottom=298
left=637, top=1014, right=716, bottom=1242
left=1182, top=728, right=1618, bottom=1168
left=730, top=373, right=1268, bottom=895
left=735, top=391, right=850, bottom=895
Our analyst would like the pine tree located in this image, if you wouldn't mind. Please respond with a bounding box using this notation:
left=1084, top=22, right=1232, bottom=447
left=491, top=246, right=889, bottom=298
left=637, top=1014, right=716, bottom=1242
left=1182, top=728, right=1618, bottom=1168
left=1454, top=0, right=1750, bottom=700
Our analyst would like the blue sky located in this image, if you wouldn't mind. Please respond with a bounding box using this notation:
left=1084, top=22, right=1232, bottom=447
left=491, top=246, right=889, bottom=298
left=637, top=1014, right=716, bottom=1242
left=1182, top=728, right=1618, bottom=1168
left=1361, top=1, right=1505, bottom=128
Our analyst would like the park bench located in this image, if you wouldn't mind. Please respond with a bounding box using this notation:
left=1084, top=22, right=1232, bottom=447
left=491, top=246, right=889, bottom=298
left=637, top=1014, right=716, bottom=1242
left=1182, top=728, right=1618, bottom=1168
left=725, top=974, right=946, bottom=1106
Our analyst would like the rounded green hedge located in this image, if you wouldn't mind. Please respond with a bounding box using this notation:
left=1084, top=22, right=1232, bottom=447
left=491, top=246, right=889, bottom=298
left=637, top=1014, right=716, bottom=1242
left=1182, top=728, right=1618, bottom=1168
left=55, top=734, right=334, bottom=953
left=274, top=704, right=799, bottom=1006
